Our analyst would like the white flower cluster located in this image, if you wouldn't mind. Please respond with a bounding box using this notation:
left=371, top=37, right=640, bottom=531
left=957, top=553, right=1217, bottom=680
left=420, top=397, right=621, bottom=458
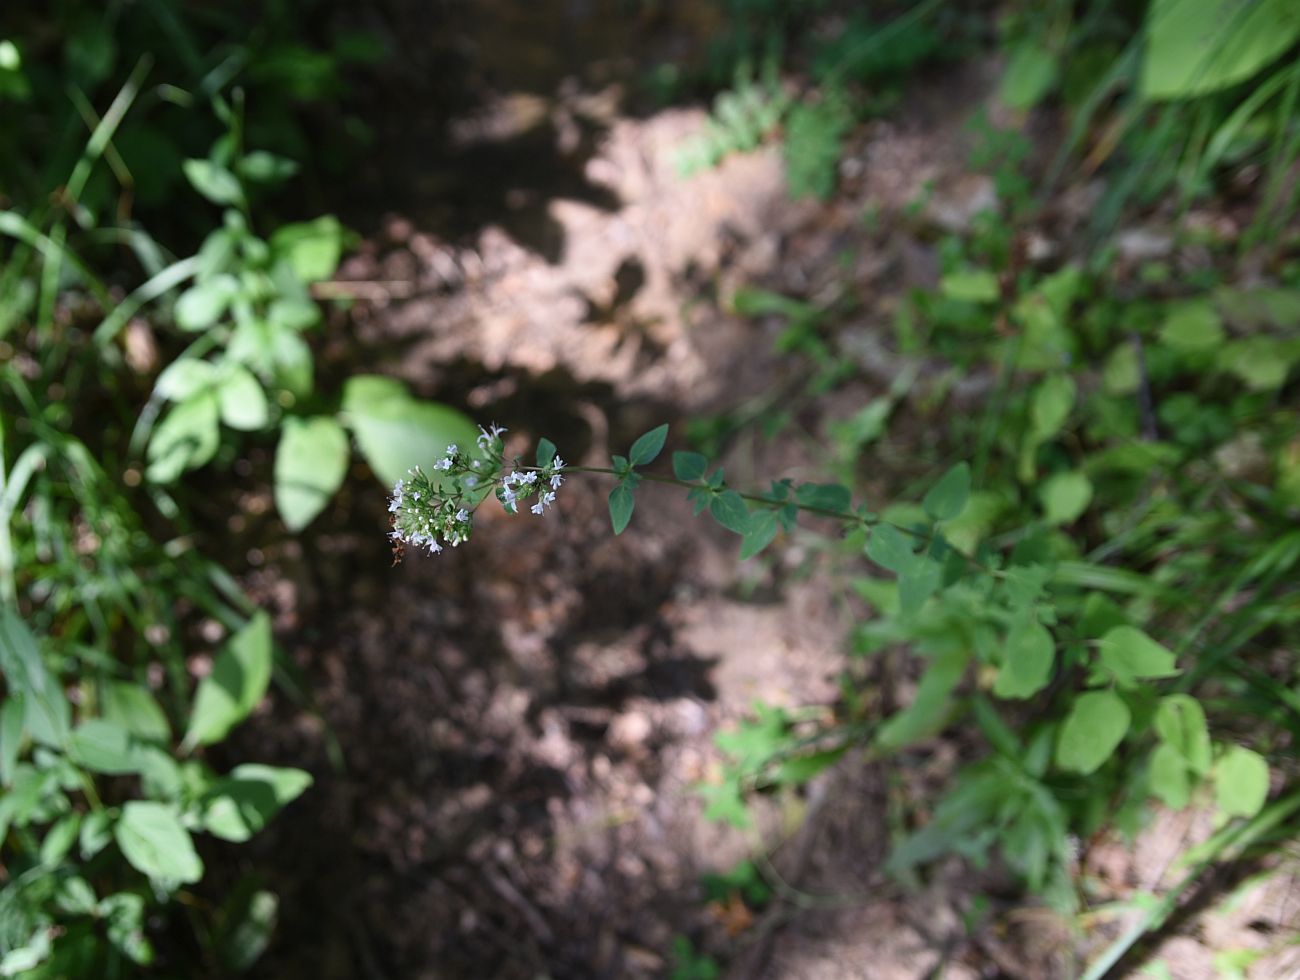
left=499, top=454, right=564, bottom=515
left=386, top=425, right=566, bottom=561
left=387, top=464, right=472, bottom=556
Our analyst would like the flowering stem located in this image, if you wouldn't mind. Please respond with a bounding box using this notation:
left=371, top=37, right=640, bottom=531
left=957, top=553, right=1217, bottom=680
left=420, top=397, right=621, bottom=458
left=535, top=463, right=1002, bottom=578
left=552, top=464, right=872, bottom=525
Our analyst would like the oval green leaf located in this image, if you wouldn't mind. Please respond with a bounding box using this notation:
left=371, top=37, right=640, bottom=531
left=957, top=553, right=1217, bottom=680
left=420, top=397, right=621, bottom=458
left=609, top=484, right=635, bottom=535
left=115, top=801, right=204, bottom=884
left=923, top=462, right=971, bottom=521
left=274, top=416, right=350, bottom=532
left=1055, top=690, right=1131, bottom=774
left=183, top=612, right=272, bottom=750
left=341, top=376, right=476, bottom=487
left=629, top=424, right=669, bottom=467
left=993, top=620, right=1056, bottom=700
left=1215, top=745, right=1269, bottom=819
left=217, top=365, right=269, bottom=431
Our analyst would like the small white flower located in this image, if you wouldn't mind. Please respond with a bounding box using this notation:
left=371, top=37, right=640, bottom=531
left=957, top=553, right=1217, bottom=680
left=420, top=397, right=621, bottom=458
left=531, top=500, right=545, bottom=515
left=551, top=455, right=565, bottom=470
left=542, top=491, right=556, bottom=506
left=476, top=424, right=506, bottom=450
left=465, top=475, right=478, bottom=487
left=445, top=444, right=458, bottom=456
left=521, top=471, right=538, bottom=485
left=550, top=473, right=563, bottom=490
left=434, top=458, right=453, bottom=471
left=455, top=508, right=469, bottom=523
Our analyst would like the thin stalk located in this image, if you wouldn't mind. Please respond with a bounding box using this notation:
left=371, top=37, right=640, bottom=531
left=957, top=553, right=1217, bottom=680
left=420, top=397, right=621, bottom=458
left=538, top=463, right=1004, bottom=577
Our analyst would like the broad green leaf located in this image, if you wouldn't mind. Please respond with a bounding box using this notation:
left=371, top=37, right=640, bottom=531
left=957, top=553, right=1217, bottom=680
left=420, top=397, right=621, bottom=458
left=174, top=275, right=237, bottom=331
left=102, top=682, right=171, bottom=742
left=710, top=490, right=750, bottom=534
left=53, top=875, right=97, bottom=916
left=270, top=326, right=313, bottom=397
left=217, top=365, right=269, bottom=431
left=68, top=719, right=144, bottom=775
left=1097, top=625, right=1180, bottom=687
left=740, top=509, right=779, bottom=559
left=1000, top=43, right=1057, bottom=109
left=155, top=358, right=217, bottom=401
left=146, top=392, right=220, bottom=483
left=1158, top=300, right=1224, bottom=352
left=866, top=522, right=914, bottom=573
left=1214, top=746, right=1269, bottom=819
left=536, top=438, right=557, bottom=467
left=1149, top=741, right=1192, bottom=809
left=274, top=416, right=350, bottom=532
left=0, top=606, right=69, bottom=747
left=672, top=451, right=708, bottom=481
left=1080, top=592, right=1129, bottom=638
left=940, top=269, right=999, bottom=303
left=923, top=462, right=971, bottom=521
left=269, top=216, right=343, bottom=282
left=184, top=612, right=273, bottom=749
left=137, top=747, right=184, bottom=800
left=115, top=801, right=203, bottom=883
left=1223, top=337, right=1295, bottom=390
left=201, top=764, right=313, bottom=842
left=629, top=424, right=669, bottom=466
left=609, top=484, right=635, bottom=535
left=1039, top=470, right=1093, bottom=525
left=268, top=295, right=320, bottom=332
left=1030, top=374, right=1076, bottom=442
left=183, top=159, right=243, bottom=206
left=1103, top=343, right=1140, bottom=394
left=1055, top=690, right=1130, bottom=774
left=341, top=375, right=476, bottom=487
left=898, top=559, right=941, bottom=616
left=795, top=482, right=852, bottom=513
left=79, top=810, right=112, bottom=859
left=993, top=620, right=1056, bottom=699
left=39, top=811, right=80, bottom=865
left=1141, top=0, right=1300, bottom=100
left=1002, top=564, right=1051, bottom=612
left=1155, top=694, right=1212, bottom=774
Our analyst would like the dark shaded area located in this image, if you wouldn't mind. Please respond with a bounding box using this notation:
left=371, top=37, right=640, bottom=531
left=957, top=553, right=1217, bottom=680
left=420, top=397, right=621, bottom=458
left=330, top=0, right=708, bottom=260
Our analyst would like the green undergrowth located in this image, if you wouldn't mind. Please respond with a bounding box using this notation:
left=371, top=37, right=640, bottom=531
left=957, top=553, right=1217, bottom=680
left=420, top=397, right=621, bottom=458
left=662, top=0, right=1300, bottom=973
left=0, top=4, right=474, bottom=975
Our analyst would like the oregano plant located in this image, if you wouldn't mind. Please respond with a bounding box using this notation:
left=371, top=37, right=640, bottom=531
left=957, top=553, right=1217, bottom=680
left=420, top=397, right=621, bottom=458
left=386, top=420, right=1278, bottom=920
